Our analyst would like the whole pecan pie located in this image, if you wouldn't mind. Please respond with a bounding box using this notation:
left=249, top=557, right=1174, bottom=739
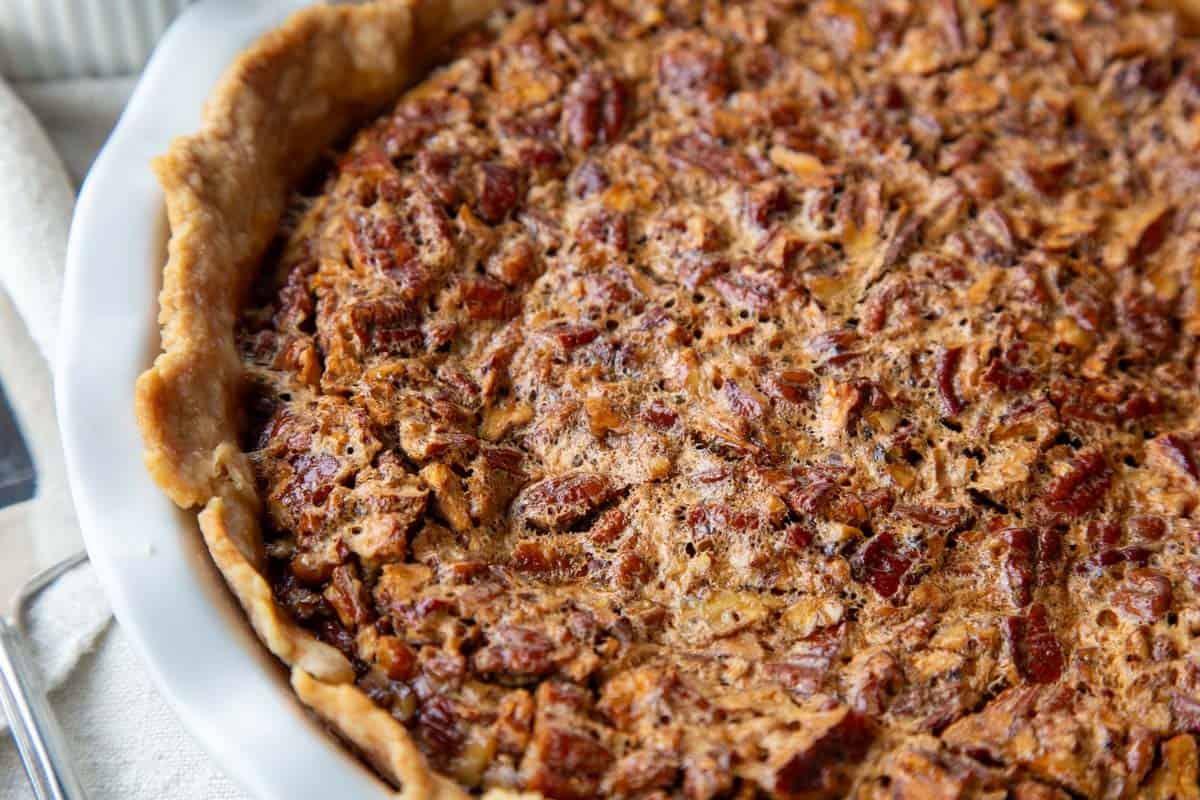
left=138, top=0, right=1200, bottom=796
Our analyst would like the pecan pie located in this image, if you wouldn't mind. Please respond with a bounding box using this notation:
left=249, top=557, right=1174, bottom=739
left=139, top=0, right=1200, bottom=796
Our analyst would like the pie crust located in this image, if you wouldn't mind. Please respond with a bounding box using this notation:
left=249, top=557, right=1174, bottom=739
left=135, top=2, right=505, bottom=796
left=139, top=1, right=1200, bottom=798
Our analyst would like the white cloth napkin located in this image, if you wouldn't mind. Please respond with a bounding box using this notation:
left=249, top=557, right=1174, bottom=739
left=0, top=77, right=243, bottom=799
left=0, top=78, right=72, bottom=360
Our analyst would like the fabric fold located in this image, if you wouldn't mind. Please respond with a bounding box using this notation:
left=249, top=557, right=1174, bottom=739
left=0, top=78, right=73, bottom=363
left=0, top=75, right=110, bottom=736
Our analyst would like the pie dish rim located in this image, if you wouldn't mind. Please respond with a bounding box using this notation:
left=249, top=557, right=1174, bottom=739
left=65, top=0, right=1200, bottom=797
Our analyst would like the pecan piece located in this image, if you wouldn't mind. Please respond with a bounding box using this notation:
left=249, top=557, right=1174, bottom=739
left=771, top=707, right=876, bottom=797
left=516, top=473, right=616, bottom=532
left=1043, top=449, right=1110, bottom=515
left=1112, top=568, right=1173, bottom=623
left=542, top=321, right=600, bottom=351
left=608, top=749, right=679, bottom=796
left=982, top=345, right=1035, bottom=392
left=576, top=209, right=629, bottom=252
left=766, top=627, right=845, bottom=697
left=1001, top=527, right=1037, bottom=607
left=521, top=714, right=612, bottom=799
left=323, top=564, right=373, bottom=628
left=476, top=162, right=521, bottom=223
left=854, top=533, right=913, bottom=598
left=657, top=37, right=732, bottom=103
left=668, top=134, right=763, bottom=183
left=1157, top=433, right=1200, bottom=481
left=420, top=463, right=473, bottom=533
left=460, top=275, right=519, bottom=321
left=895, top=503, right=973, bottom=531
left=1171, top=693, right=1200, bottom=735
left=1005, top=603, right=1063, bottom=684
left=640, top=400, right=678, bottom=430
left=417, top=695, right=466, bottom=760
left=473, top=624, right=557, bottom=683
left=936, top=346, right=965, bottom=416
left=563, top=68, right=629, bottom=150
left=999, top=527, right=1062, bottom=606
left=722, top=378, right=765, bottom=419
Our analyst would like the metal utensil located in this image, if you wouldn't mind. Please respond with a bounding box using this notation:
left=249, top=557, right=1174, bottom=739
left=0, top=380, right=87, bottom=799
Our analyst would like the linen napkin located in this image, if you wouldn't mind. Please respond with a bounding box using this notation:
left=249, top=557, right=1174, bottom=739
left=0, top=77, right=243, bottom=799
left=0, top=75, right=108, bottom=688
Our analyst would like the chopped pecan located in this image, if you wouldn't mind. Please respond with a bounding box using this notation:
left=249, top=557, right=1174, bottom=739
left=608, top=749, right=679, bottom=796
left=495, top=689, right=534, bottom=755
left=473, top=624, right=558, bottom=682
left=982, top=345, right=1035, bottom=392
left=640, top=400, right=678, bottom=430
left=810, top=329, right=862, bottom=366
left=1171, top=693, right=1200, bottom=735
left=460, top=275, right=519, bottom=321
left=846, top=649, right=905, bottom=716
left=745, top=181, right=790, bottom=229
left=477, top=162, right=521, bottom=223
left=722, top=378, right=765, bottom=419
left=323, top=564, right=373, bottom=628
left=999, top=527, right=1062, bottom=606
left=420, top=463, right=472, bottom=533
left=418, top=694, right=466, bottom=760
left=1005, top=603, right=1064, bottom=684
left=1119, top=290, right=1175, bottom=360
left=1112, top=568, right=1172, bottom=623
left=936, top=346, right=965, bottom=416
left=762, top=369, right=814, bottom=405
left=541, top=321, right=601, bottom=351
left=576, top=209, right=629, bottom=252
left=766, top=626, right=845, bottom=696
left=1043, top=449, right=1110, bottom=515
left=516, top=473, right=616, bottom=532
left=280, top=452, right=341, bottom=516
left=1156, top=433, right=1200, bottom=481
left=1077, top=545, right=1153, bottom=574
left=563, top=68, right=629, bottom=149
left=854, top=533, right=914, bottom=599
left=614, top=552, right=654, bottom=588
left=687, top=502, right=767, bottom=538
left=668, top=134, right=763, bottom=183
left=522, top=709, right=612, bottom=799
left=376, top=636, right=418, bottom=681
left=587, top=508, right=629, bottom=546
left=771, top=708, right=876, bottom=797
left=657, top=36, right=732, bottom=103
left=415, top=148, right=460, bottom=207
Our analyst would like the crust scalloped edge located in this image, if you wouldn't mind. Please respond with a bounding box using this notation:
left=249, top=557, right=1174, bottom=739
left=133, top=2, right=510, bottom=796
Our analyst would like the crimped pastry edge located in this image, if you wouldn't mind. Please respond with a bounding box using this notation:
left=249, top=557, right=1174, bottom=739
left=132, top=1, right=516, bottom=796
left=133, top=0, right=1200, bottom=795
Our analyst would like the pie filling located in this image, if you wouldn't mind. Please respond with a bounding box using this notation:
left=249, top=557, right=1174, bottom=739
left=238, top=1, right=1200, bottom=796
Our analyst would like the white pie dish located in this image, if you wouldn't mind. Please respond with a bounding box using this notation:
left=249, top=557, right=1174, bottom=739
left=56, top=2, right=394, bottom=797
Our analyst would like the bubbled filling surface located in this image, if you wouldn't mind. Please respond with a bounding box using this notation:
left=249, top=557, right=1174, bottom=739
left=239, top=1, right=1200, bottom=797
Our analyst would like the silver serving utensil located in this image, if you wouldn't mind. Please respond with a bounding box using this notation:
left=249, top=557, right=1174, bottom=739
left=0, top=380, right=87, bottom=800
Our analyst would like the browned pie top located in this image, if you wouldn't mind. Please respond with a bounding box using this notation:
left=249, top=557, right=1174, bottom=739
left=237, top=1, right=1200, bottom=796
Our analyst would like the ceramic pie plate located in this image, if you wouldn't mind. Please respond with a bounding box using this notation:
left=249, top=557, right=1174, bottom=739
left=56, top=1, right=393, bottom=797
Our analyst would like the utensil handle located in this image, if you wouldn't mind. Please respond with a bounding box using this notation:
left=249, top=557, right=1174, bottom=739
left=0, top=616, right=87, bottom=800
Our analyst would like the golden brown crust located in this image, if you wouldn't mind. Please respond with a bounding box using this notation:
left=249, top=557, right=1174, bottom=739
left=140, top=0, right=1200, bottom=797
left=293, top=669, right=469, bottom=798
left=135, top=0, right=499, bottom=795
